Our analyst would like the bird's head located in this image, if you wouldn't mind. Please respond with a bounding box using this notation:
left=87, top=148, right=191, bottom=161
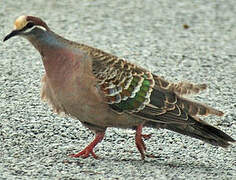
left=3, top=15, right=50, bottom=42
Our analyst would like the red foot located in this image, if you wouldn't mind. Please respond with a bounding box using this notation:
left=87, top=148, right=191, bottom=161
left=142, top=133, right=152, bottom=140
left=70, top=132, right=105, bottom=159
left=135, top=125, right=152, bottom=160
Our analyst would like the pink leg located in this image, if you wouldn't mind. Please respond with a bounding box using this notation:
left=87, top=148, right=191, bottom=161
left=70, top=132, right=105, bottom=159
left=135, top=124, right=152, bottom=160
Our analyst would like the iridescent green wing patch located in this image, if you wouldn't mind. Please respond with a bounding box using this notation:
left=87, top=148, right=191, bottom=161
left=113, top=74, right=154, bottom=112
left=92, top=54, right=154, bottom=113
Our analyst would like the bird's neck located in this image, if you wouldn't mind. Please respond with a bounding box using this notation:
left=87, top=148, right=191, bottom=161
left=26, top=28, right=81, bottom=84
left=26, top=28, right=64, bottom=56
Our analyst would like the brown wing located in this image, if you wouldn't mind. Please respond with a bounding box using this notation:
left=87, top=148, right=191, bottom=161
left=91, top=51, right=155, bottom=112
left=152, top=75, right=224, bottom=116
left=153, top=75, right=207, bottom=95
left=83, top=44, right=223, bottom=125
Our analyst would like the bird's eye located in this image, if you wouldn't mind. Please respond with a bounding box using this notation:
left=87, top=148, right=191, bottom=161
left=21, top=22, right=35, bottom=32
left=26, top=22, right=34, bottom=29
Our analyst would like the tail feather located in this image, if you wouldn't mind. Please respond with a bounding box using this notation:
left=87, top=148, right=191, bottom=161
left=177, top=96, right=224, bottom=117
left=149, top=116, right=235, bottom=148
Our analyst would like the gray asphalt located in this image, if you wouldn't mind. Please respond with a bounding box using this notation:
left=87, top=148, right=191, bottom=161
left=0, top=0, right=236, bottom=179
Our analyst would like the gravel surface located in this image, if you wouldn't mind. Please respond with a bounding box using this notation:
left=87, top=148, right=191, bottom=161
left=1, top=0, right=236, bottom=179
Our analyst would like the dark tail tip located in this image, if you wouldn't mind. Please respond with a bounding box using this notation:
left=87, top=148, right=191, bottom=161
left=191, top=119, right=235, bottom=148
left=156, top=116, right=235, bottom=148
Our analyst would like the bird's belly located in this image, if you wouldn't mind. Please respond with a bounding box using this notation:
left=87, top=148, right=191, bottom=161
left=65, top=102, right=144, bottom=129
left=41, top=75, right=144, bottom=129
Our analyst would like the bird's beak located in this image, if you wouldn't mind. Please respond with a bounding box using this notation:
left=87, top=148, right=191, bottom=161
left=3, top=30, right=20, bottom=42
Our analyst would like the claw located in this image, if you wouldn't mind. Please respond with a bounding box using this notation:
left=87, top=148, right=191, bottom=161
left=70, top=132, right=105, bottom=159
left=142, top=133, right=152, bottom=140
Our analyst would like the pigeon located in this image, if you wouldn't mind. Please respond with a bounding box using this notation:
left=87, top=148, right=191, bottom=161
left=4, top=15, right=235, bottom=159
